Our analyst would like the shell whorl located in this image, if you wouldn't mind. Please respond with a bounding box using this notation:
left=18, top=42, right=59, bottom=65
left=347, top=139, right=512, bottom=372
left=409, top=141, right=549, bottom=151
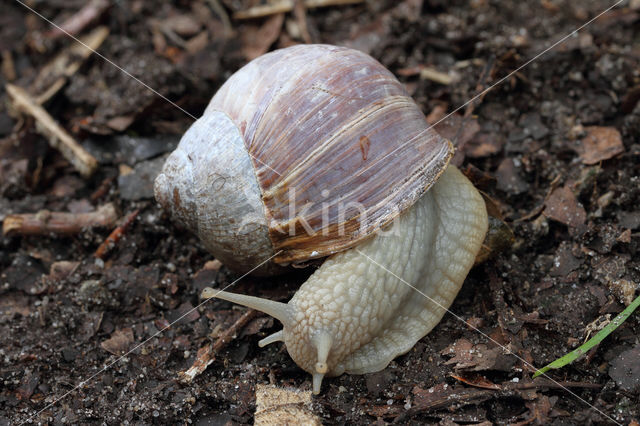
left=206, top=44, right=453, bottom=266
left=154, top=111, right=280, bottom=275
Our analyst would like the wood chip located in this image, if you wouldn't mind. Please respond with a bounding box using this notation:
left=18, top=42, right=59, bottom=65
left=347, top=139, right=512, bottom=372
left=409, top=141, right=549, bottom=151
left=578, top=126, right=625, bottom=165
left=6, top=84, right=98, bottom=177
left=255, top=384, right=320, bottom=426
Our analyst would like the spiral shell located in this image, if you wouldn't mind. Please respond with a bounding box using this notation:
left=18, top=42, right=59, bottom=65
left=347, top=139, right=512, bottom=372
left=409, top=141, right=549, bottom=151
left=155, top=44, right=452, bottom=270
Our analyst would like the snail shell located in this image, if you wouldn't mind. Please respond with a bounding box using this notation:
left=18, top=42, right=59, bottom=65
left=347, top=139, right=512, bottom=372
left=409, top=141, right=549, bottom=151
left=155, top=44, right=452, bottom=273
left=155, top=44, right=488, bottom=393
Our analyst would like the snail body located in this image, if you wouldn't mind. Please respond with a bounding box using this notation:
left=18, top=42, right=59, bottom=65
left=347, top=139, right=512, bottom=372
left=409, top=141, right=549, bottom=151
left=155, top=44, right=488, bottom=393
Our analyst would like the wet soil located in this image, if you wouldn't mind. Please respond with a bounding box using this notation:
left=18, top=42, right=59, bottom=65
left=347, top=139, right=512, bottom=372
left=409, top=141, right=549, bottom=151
left=1, top=0, right=639, bottom=424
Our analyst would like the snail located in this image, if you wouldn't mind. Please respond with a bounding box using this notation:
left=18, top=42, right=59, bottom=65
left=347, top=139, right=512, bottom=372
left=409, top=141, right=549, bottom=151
left=154, top=44, right=488, bottom=394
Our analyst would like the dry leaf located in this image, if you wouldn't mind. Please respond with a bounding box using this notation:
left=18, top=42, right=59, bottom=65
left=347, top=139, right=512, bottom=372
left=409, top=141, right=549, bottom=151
left=442, top=338, right=515, bottom=372
left=543, top=185, right=586, bottom=228
left=578, top=126, right=624, bottom=165
left=101, top=328, right=134, bottom=355
left=242, top=14, right=285, bottom=61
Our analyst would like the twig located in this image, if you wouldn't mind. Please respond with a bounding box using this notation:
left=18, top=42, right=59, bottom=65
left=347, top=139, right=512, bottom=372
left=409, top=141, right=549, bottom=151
left=293, top=0, right=313, bottom=43
left=94, top=209, right=140, bottom=259
left=206, top=0, right=233, bottom=38
left=6, top=84, right=98, bottom=178
left=3, top=203, right=118, bottom=236
left=419, top=67, right=453, bottom=85
left=394, top=379, right=602, bottom=423
left=234, top=0, right=364, bottom=19
left=32, top=26, right=110, bottom=104
left=1, top=50, right=16, bottom=81
left=90, top=175, right=116, bottom=202
left=395, top=388, right=494, bottom=422
left=45, top=0, right=110, bottom=40
left=179, top=309, right=258, bottom=383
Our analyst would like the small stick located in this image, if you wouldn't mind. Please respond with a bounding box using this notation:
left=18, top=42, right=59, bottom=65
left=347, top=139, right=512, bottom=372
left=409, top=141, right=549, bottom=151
left=3, top=203, right=118, bottom=236
left=90, top=175, right=116, bottom=202
left=6, top=84, right=98, bottom=178
left=180, top=309, right=259, bottom=383
left=394, top=379, right=602, bottom=423
left=234, top=0, right=364, bottom=19
left=206, top=0, right=233, bottom=38
left=32, top=26, right=110, bottom=104
left=293, top=0, right=313, bottom=43
left=1, top=50, right=16, bottom=81
left=45, top=0, right=110, bottom=40
left=419, top=67, right=453, bottom=85
left=94, top=209, right=140, bottom=259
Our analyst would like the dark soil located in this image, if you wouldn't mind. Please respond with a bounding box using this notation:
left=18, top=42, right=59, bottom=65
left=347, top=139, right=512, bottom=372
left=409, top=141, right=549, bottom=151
left=1, top=0, right=639, bottom=424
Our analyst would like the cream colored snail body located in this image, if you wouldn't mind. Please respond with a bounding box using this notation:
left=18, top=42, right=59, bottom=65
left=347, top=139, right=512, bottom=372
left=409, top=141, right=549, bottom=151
left=154, top=44, right=488, bottom=394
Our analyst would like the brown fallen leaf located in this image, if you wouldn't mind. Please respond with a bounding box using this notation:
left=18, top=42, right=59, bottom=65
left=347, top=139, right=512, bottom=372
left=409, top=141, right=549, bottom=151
left=543, top=185, right=586, bottom=229
left=49, top=261, right=80, bottom=281
left=411, top=383, right=493, bottom=413
left=465, top=131, right=505, bottom=158
left=578, top=126, right=625, bottom=165
left=367, top=403, right=401, bottom=418
left=441, top=338, right=516, bottom=372
left=431, top=113, right=480, bottom=149
left=522, top=394, right=553, bottom=424
left=101, top=328, right=134, bottom=355
left=242, top=14, right=284, bottom=61
left=617, top=228, right=632, bottom=244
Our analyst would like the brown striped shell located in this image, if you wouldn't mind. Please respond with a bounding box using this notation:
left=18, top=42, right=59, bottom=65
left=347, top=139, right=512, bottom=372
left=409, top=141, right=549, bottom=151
left=155, top=44, right=452, bottom=271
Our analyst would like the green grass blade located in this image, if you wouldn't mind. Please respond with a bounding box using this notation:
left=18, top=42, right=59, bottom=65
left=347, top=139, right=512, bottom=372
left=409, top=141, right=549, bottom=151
left=533, top=293, right=640, bottom=378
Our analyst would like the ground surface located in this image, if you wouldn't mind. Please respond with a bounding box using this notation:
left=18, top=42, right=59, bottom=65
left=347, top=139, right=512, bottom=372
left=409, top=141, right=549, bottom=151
left=1, top=0, right=639, bottom=424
